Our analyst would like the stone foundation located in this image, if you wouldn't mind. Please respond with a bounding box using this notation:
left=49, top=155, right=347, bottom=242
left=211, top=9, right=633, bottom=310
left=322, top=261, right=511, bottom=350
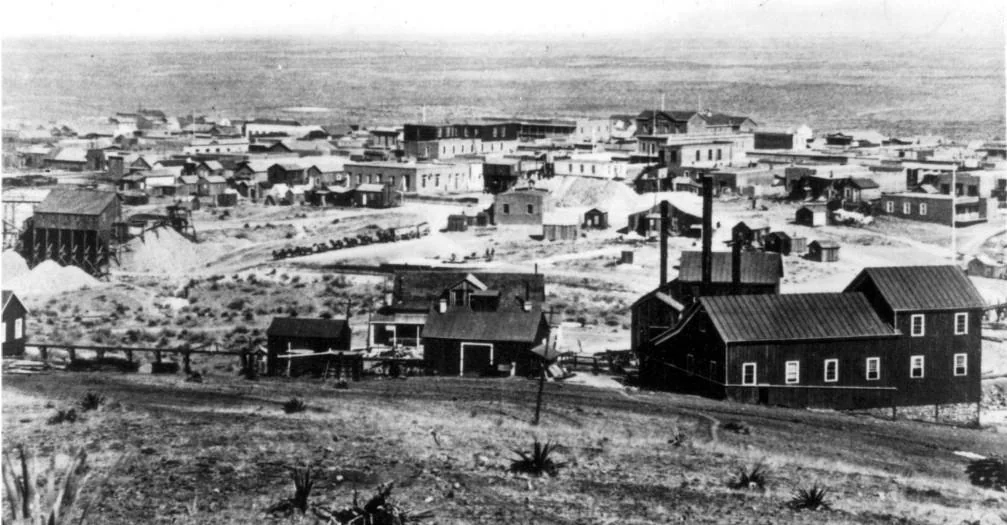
left=858, top=402, right=980, bottom=427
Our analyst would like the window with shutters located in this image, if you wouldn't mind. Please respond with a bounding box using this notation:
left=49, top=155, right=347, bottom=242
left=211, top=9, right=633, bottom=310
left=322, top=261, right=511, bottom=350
left=785, top=361, right=799, bottom=384
left=824, top=359, right=838, bottom=382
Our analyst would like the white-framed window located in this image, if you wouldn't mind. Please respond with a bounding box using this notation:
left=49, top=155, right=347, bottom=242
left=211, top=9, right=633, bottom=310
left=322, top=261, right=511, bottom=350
left=885, top=201, right=894, bottom=213
left=14, top=318, right=23, bottom=339
left=910, top=355, right=925, bottom=378
left=954, top=313, right=968, bottom=335
left=910, top=314, right=925, bottom=336
left=902, top=202, right=911, bottom=214
left=741, top=363, right=757, bottom=385
left=866, top=357, right=880, bottom=380
left=919, top=203, right=927, bottom=215
left=785, top=361, right=800, bottom=384
left=824, top=359, right=838, bottom=382
left=953, top=353, right=967, bottom=376
left=1, top=322, right=6, bottom=343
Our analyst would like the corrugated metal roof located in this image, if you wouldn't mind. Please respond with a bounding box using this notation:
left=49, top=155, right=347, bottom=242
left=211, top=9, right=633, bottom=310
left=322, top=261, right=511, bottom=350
left=423, top=307, right=546, bottom=343
left=677, top=251, right=783, bottom=284
left=34, top=188, right=117, bottom=216
left=267, top=317, right=348, bottom=339
left=848, top=177, right=880, bottom=189
left=845, top=265, right=987, bottom=311
left=702, top=293, right=897, bottom=344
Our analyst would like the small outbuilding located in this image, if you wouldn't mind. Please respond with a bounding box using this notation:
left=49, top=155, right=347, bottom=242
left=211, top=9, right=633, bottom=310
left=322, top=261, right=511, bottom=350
left=732, top=220, right=771, bottom=247
left=266, top=317, right=352, bottom=376
left=796, top=203, right=829, bottom=227
left=966, top=254, right=1006, bottom=279
left=764, top=231, right=793, bottom=255
left=583, top=207, right=609, bottom=229
left=542, top=211, right=580, bottom=242
left=790, top=236, right=808, bottom=255
left=808, top=240, right=840, bottom=262
left=354, top=183, right=400, bottom=208
left=446, top=214, right=469, bottom=232
left=2, top=290, right=28, bottom=357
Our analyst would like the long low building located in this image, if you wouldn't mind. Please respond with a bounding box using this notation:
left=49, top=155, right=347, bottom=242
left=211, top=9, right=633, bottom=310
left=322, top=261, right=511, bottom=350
left=875, top=193, right=989, bottom=226
left=344, top=160, right=483, bottom=195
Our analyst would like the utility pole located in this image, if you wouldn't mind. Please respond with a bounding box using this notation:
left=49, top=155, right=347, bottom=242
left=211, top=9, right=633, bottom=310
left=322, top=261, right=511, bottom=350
left=951, top=165, right=957, bottom=261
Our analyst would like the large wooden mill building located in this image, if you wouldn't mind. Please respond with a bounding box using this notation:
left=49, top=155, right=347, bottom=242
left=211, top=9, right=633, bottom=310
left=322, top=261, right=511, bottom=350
left=21, top=188, right=121, bottom=275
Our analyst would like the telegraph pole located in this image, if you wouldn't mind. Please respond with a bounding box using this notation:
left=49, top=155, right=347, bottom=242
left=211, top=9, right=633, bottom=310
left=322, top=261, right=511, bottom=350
left=951, top=165, right=957, bottom=261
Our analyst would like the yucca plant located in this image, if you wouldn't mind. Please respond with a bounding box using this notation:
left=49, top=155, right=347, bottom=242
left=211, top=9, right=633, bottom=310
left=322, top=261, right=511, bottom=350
left=2, top=446, right=90, bottom=525
left=46, top=409, right=78, bottom=425
left=730, top=462, right=771, bottom=490
left=282, top=397, right=307, bottom=414
left=313, top=481, right=435, bottom=524
left=509, top=440, right=565, bottom=477
left=291, top=466, right=314, bottom=513
left=965, top=456, right=1007, bottom=492
left=79, top=392, right=105, bottom=412
left=789, top=484, right=831, bottom=511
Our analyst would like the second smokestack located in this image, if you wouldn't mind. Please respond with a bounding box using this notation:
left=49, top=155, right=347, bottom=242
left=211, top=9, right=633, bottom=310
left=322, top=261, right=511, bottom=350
left=659, top=200, right=670, bottom=287
left=701, top=176, right=713, bottom=294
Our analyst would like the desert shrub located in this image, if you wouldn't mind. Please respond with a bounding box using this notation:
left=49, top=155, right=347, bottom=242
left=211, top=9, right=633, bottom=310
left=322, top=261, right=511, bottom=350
left=283, top=398, right=307, bottom=414
left=730, top=462, right=770, bottom=490
left=966, top=456, right=1007, bottom=491
left=47, top=408, right=79, bottom=425
left=227, top=298, right=247, bottom=311
left=789, top=484, right=831, bottom=510
left=722, top=421, right=752, bottom=435
left=319, top=311, right=334, bottom=319
left=510, top=440, right=565, bottom=477
left=2, top=446, right=90, bottom=524
left=330, top=275, right=351, bottom=289
left=79, top=392, right=106, bottom=412
left=151, top=362, right=180, bottom=374
left=312, top=481, right=434, bottom=524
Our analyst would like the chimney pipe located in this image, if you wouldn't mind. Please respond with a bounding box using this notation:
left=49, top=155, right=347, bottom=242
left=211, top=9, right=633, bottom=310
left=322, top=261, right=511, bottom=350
left=346, top=298, right=352, bottom=319
left=659, top=199, right=670, bottom=286
left=701, top=176, right=713, bottom=294
left=732, top=235, right=742, bottom=294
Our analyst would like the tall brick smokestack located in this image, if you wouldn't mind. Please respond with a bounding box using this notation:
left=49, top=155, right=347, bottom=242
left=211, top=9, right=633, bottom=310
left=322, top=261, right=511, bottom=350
left=659, top=200, right=670, bottom=287
left=701, top=176, right=713, bottom=293
left=732, top=232, right=742, bottom=294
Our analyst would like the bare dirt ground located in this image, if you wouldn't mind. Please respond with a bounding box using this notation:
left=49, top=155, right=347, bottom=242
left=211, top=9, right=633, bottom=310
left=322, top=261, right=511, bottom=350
left=3, top=370, right=1006, bottom=524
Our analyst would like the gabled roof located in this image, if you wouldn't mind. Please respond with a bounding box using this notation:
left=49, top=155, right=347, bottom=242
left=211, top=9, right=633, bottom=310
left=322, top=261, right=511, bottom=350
left=391, top=271, right=545, bottom=311
left=199, top=160, right=224, bottom=171
left=267, top=317, right=348, bottom=339
left=201, top=175, right=228, bottom=184
left=847, top=177, right=880, bottom=189
left=452, top=274, right=488, bottom=291
left=50, top=147, right=87, bottom=163
left=677, top=251, right=783, bottom=285
left=701, top=293, right=897, bottom=344
left=179, top=175, right=200, bottom=184
left=34, top=188, right=117, bottom=216
left=423, top=306, right=546, bottom=343
left=844, top=265, right=986, bottom=312
left=810, top=240, right=840, bottom=249
left=971, top=254, right=1005, bottom=267
left=2, top=290, right=26, bottom=314
left=637, top=110, right=698, bottom=123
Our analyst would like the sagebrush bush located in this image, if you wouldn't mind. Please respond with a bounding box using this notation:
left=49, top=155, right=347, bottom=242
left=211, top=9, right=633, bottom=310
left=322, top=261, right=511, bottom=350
left=510, top=440, right=565, bottom=477
left=789, top=484, right=831, bottom=510
left=283, top=398, right=307, bottom=414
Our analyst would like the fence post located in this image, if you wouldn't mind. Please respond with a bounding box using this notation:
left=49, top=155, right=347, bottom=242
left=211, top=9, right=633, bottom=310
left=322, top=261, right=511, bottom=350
left=154, top=350, right=162, bottom=364
left=67, top=347, right=77, bottom=362
left=183, top=352, right=192, bottom=375
left=126, top=349, right=134, bottom=364
left=39, top=346, right=49, bottom=363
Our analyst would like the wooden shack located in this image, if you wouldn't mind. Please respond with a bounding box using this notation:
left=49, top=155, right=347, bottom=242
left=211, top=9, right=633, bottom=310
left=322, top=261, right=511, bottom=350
left=796, top=204, right=829, bottom=227
left=764, top=231, right=793, bottom=255
left=966, top=255, right=1006, bottom=279
left=266, top=317, right=353, bottom=377
left=808, top=240, right=840, bottom=262
left=583, top=207, right=609, bottom=229
left=542, top=211, right=579, bottom=241
left=354, top=183, right=400, bottom=208
left=2, top=290, right=28, bottom=357
left=24, top=188, right=121, bottom=275
left=790, top=236, right=808, bottom=255
left=446, top=214, right=469, bottom=232
left=732, top=220, right=770, bottom=247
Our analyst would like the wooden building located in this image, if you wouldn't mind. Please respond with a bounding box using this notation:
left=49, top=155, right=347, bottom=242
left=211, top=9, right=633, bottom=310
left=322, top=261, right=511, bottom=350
left=353, top=183, right=400, bottom=208
left=268, top=163, right=310, bottom=186
left=731, top=221, right=770, bottom=247
left=839, top=177, right=882, bottom=203
left=583, top=207, right=609, bottom=229
left=2, top=290, right=28, bottom=357
left=369, top=271, right=545, bottom=353
left=808, top=240, right=840, bottom=262
left=422, top=305, right=550, bottom=377
left=542, top=212, right=579, bottom=242
left=966, top=255, right=1006, bottom=279
left=844, top=266, right=985, bottom=407
left=266, top=317, right=352, bottom=377
left=764, top=231, right=793, bottom=255
left=795, top=204, right=829, bottom=227
left=23, top=188, right=121, bottom=275
left=197, top=175, right=227, bottom=197
left=639, top=293, right=902, bottom=409
left=876, top=193, right=988, bottom=227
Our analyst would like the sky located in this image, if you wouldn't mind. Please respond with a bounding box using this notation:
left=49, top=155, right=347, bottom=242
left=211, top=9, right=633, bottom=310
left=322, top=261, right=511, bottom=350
left=1, top=0, right=1004, bottom=41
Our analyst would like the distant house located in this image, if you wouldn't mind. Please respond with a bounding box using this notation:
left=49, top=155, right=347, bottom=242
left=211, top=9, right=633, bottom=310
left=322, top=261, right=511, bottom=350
left=493, top=187, right=554, bottom=226
left=353, top=183, right=399, bottom=208
left=839, top=177, right=881, bottom=202
left=808, top=240, right=840, bottom=262
left=965, top=255, right=1006, bottom=279
left=2, top=290, right=28, bottom=357
left=732, top=220, right=770, bottom=247
left=796, top=204, right=829, bottom=227
left=177, top=175, right=200, bottom=197
left=197, top=175, right=228, bottom=197
left=266, top=317, right=352, bottom=377
left=446, top=214, right=469, bottom=232
left=542, top=211, right=579, bottom=241
left=876, top=193, right=988, bottom=227
left=422, top=305, right=551, bottom=377
left=268, top=163, right=310, bottom=186
left=195, top=160, right=224, bottom=178
left=764, top=231, right=793, bottom=255
left=44, top=147, right=88, bottom=171
left=583, top=207, right=609, bottom=229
